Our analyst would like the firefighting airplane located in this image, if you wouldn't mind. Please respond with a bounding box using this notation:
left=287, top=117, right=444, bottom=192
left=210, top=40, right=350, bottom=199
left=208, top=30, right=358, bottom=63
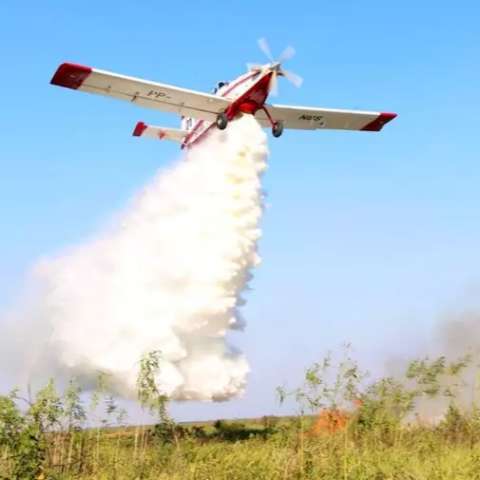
left=50, top=39, right=397, bottom=149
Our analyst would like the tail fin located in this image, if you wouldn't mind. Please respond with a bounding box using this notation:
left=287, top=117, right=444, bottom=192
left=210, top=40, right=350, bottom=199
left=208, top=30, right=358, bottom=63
left=132, top=122, right=188, bottom=143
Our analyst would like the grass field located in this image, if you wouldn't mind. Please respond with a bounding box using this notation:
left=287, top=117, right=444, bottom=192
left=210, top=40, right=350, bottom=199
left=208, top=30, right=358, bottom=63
left=2, top=350, right=480, bottom=479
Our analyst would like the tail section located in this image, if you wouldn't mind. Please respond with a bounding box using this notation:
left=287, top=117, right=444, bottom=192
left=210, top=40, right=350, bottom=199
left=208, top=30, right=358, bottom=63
left=132, top=122, right=188, bottom=143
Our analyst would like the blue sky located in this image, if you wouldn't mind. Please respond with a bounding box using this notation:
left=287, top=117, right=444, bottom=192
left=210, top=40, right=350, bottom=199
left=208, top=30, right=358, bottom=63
left=1, top=1, right=480, bottom=420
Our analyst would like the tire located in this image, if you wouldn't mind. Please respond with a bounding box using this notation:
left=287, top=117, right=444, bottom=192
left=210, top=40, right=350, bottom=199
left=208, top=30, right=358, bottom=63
left=272, top=121, right=284, bottom=138
left=216, top=113, right=228, bottom=130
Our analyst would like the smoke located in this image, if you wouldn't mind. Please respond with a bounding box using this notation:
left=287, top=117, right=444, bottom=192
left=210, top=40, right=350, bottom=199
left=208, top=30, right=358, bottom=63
left=384, top=304, right=480, bottom=421
left=434, top=309, right=480, bottom=359
left=425, top=308, right=480, bottom=413
left=1, top=114, right=268, bottom=401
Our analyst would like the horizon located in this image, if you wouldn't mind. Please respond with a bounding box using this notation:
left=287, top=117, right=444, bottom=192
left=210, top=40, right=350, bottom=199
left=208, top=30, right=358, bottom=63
left=1, top=0, right=480, bottom=423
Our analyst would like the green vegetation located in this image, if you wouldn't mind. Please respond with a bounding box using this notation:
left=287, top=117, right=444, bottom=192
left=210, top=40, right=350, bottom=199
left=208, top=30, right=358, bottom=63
left=2, top=349, right=480, bottom=479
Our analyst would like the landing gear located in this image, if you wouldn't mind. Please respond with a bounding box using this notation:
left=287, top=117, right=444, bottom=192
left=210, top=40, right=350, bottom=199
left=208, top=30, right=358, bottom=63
left=272, top=121, right=284, bottom=138
left=216, top=112, right=228, bottom=130
left=260, top=106, right=283, bottom=139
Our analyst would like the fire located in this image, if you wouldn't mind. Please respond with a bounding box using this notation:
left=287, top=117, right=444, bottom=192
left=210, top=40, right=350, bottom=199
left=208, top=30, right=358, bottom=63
left=308, top=400, right=362, bottom=436
left=308, top=408, right=350, bottom=435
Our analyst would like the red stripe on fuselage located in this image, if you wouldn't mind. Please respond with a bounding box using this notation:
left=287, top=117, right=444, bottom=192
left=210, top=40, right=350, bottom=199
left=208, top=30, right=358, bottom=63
left=183, top=122, right=217, bottom=149
left=233, top=72, right=272, bottom=115
left=221, top=71, right=260, bottom=97
left=181, top=71, right=263, bottom=148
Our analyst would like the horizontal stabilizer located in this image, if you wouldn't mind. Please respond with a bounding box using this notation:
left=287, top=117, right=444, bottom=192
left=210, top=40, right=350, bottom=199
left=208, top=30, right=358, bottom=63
left=132, top=122, right=188, bottom=142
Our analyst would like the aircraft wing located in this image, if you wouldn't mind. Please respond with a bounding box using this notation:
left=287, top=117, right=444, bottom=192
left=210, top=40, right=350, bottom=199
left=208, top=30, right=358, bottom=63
left=50, top=63, right=231, bottom=122
left=255, top=104, right=397, bottom=132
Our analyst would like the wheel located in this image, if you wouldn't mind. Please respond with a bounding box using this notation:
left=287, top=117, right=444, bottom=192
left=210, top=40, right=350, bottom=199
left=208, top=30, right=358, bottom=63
left=216, top=112, right=228, bottom=130
left=272, top=121, right=284, bottom=138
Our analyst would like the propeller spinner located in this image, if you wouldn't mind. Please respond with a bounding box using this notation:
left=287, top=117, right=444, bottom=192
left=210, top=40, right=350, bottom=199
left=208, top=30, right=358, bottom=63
left=248, top=38, right=303, bottom=96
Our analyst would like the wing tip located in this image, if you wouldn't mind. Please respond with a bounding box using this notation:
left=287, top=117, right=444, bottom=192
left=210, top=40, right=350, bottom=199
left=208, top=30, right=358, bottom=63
left=132, top=121, right=148, bottom=137
left=50, top=62, right=92, bottom=89
left=361, top=112, right=397, bottom=132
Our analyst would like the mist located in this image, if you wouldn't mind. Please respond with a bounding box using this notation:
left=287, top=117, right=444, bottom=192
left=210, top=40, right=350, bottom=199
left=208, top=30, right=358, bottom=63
left=1, top=115, right=268, bottom=401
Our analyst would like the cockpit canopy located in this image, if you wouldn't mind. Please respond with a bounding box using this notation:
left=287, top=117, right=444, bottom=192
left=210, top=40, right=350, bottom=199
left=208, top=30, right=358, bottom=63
left=212, top=81, right=229, bottom=94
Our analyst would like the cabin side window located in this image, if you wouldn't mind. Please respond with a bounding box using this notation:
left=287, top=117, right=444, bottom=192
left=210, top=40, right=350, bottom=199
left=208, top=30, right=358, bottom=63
left=181, top=117, right=194, bottom=131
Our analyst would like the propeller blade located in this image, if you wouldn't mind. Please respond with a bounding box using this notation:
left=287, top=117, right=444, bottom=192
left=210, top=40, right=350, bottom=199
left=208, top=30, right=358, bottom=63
left=282, top=69, right=304, bottom=88
left=278, top=45, right=296, bottom=63
left=246, top=63, right=263, bottom=71
left=269, top=71, right=279, bottom=96
left=258, top=37, right=274, bottom=62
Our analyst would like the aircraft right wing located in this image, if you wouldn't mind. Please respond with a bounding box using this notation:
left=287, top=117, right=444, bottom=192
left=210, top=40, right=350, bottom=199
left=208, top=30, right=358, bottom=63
left=50, top=63, right=231, bottom=122
left=256, top=104, right=397, bottom=132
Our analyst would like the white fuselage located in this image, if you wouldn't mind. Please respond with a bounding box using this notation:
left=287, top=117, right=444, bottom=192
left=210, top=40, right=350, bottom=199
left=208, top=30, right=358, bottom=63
left=180, top=69, right=267, bottom=148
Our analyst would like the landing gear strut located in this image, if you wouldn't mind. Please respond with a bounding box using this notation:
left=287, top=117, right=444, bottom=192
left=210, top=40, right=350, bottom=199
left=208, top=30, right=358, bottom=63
left=216, top=112, right=228, bottom=130
left=261, top=106, right=283, bottom=138
left=272, top=121, right=284, bottom=138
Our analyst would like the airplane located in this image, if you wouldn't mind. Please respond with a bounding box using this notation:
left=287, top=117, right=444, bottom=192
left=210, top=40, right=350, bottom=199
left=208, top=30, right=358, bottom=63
left=50, top=39, right=397, bottom=149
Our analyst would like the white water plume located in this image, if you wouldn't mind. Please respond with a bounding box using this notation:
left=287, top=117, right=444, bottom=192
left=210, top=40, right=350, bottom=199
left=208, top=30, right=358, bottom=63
left=2, top=115, right=268, bottom=401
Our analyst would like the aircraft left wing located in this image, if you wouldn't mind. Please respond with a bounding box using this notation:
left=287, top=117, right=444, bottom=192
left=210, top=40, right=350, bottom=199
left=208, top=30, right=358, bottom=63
left=50, top=63, right=231, bottom=122
left=256, top=104, right=397, bottom=132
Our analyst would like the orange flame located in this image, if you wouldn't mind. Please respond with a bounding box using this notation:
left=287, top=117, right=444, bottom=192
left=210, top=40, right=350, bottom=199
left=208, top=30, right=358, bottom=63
left=308, top=400, right=362, bottom=436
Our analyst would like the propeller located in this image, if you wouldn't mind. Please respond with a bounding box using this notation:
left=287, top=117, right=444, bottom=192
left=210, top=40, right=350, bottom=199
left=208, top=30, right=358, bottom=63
left=269, top=72, right=279, bottom=96
left=282, top=69, right=303, bottom=88
left=258, top=37, right=274, bottom=62
left=247, top=38, right=303, bottom=96
left=278, top=45, right=296, bottom=63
